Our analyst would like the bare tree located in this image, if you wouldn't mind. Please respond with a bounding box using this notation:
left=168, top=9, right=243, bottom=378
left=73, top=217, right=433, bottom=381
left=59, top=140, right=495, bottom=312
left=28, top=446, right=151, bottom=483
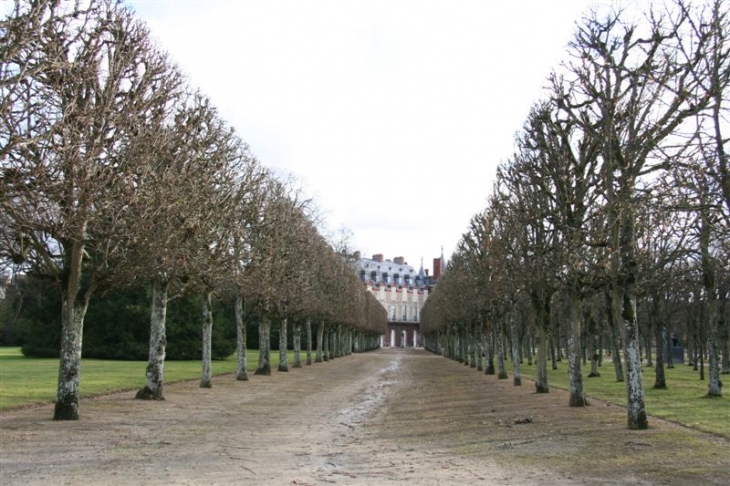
left=495, top=121, right=564, bottom=393
left=553, top=1, right=716, bottom=428
left=189, top=117, right=255, bottom=389
left=503, top=101, right=602, bottom=406
left=229, top=166, right=270, bottom=382
left=684, top=0, right=730, bottom=222
left=127, top=90, right=265, bottom=397
left=0, top=0, right=181, bottom=420
left=241, top=177, right=311, bottom=375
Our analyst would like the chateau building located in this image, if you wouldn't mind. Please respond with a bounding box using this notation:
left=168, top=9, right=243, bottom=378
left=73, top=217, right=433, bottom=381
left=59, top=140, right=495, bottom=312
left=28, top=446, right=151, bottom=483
left=353, top=251, right=445, bottom=348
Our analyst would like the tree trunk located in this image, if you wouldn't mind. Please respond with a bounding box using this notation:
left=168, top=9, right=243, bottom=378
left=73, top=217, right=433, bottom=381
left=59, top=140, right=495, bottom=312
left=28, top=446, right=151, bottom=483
left=306, top=318, right=313, bottom=365
left=620, top=214, right=648, bottom=428
left=315, top=320, right=324, bottom=363
left=722, top=328, right=730, bottom=375
left=699, top=329, right=705, bottom=380
left=666, top=326, right=675, bottom=369
left=293, top=320, right=302, bottom=368
left=549, top=332, right=557, bottom=370
left=525, top=324, right=533, bottom=366
left=53, top=239, right=91, bottom=421
left=54, top=296, right=90, bottom=420
left=645, top=330, right=653, bottom=367
left=455, top=327, right=463, bottom=363
left=235, top=294, right=248, bottom=381
left=654, top=320, right=667, bottom=390
left=324, top=326, right=331, bottom=361
left=469, top=323, right=476, bottom=368
left=463, top=326, right=471, bottom=366
left=255, top=314, right=271, bottom=375
left=606, top=290, right=625, bottom=382
left=278, top=317, right=289, bottom=372
left=466, top=324, right=477, bottom=368
left=535, top=325, right=549, bottom=393
left=589, top=349, right=600, bottom=378
left=200, top=291, right=214, bottom=388
left=582, top=323, right=588, bottom=366
left=476, top=328, right=483, bottom=371
left=567, top=287, right=586, bottom=407
left=485, top=328, right=495, bottom=375
left=136, top=275, right=169, bottom=399
left=330, top=325, right=338, bottom=359
left=496, top=321, right=508, bottom=379
left=510, top=307, right=522, bottom=386
left=700, top=199, right=722, bottom=397
left=354, top=330, right=361, bottom=353
left=53, top=298, right=87, bottom=420
left=720, top=280, right=729, bottom=375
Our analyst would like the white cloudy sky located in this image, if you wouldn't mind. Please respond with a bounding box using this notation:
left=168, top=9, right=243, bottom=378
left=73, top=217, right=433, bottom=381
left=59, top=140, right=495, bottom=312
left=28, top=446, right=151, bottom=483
left=127, top=0, right=595, bottom=272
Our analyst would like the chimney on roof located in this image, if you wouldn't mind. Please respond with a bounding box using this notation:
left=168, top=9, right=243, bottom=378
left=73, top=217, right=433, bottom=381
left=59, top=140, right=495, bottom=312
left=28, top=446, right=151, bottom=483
left=394, top=256, right=404, bottom=265
left=373, top=253, right=384, bottom=262
left=433, top=257, right=442, bottom=280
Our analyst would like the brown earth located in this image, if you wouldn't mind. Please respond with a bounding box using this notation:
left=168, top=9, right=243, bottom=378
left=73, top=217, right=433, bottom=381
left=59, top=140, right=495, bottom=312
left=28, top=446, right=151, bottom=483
left=1, top=348, right=729, bottom=485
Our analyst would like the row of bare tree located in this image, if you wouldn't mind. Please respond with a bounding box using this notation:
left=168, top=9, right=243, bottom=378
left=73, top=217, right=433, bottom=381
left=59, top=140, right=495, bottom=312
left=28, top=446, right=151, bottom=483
left=0, top=0, right=386, bottom=421
left=421, top=0, right=729, bottom=430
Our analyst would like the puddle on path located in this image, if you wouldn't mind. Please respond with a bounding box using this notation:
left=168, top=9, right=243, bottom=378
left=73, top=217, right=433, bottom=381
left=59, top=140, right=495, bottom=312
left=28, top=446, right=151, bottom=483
left=338, top=354, right=402, bottom=427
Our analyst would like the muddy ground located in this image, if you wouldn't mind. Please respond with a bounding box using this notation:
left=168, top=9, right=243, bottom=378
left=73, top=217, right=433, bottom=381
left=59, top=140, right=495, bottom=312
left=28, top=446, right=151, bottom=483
left=1, top=348, right=729, bottom=485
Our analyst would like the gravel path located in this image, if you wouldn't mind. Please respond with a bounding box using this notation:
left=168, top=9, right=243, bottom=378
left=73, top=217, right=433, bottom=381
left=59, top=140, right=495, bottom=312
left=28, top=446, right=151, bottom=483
left=1, top=348, right=729, bottom=485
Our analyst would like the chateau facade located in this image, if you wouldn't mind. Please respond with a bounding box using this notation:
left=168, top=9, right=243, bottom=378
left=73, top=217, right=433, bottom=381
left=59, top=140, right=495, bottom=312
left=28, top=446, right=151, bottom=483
left=353, top=251, right=444, bottom=348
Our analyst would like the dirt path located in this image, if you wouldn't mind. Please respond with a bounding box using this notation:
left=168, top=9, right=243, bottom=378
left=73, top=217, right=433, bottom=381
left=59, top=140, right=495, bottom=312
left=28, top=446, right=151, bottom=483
left=1, top=348, right=729, bottom=485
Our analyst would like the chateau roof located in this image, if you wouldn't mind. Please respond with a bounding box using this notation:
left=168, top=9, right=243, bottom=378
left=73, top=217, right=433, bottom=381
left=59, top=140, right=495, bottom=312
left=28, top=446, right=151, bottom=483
left=353, top=254, right=436, bottom=289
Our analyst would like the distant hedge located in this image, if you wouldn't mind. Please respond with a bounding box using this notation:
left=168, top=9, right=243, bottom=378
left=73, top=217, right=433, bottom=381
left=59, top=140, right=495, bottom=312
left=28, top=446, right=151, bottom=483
left=5, top=276, right=243, bottom=360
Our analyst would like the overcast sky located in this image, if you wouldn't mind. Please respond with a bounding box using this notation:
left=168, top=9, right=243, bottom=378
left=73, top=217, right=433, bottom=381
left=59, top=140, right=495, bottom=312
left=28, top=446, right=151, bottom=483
left=128, top=0, right=596, bottom=273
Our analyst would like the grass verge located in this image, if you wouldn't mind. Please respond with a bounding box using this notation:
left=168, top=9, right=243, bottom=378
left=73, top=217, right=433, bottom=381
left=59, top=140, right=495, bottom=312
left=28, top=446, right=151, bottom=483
left=0, top=347, right=313, bottom=410
left=513, top=356, right=729, bottom=439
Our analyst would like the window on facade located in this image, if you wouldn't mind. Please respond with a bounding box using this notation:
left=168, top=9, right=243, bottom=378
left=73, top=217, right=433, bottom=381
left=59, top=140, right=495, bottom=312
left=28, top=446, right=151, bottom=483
left=403, top=307, right=407, bottom=320
left=359, top=270, right=366, bottom=281
left=394, top=274, right=400, bottom=284
left=383, top=272, right=389, bottom=283
left=370, top=271, right=377, bottom=281
left=414, top=305, right=418, bottom=321
left=390, top=305, right=396, bottom=320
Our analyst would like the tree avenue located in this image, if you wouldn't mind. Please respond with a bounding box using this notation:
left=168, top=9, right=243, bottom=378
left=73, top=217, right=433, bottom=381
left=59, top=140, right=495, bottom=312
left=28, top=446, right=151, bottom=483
left=0, top=0, right=386, bottom=420
left=1, top=0, right=727, bottom=438
left=422, top=0, right=729, bottom=430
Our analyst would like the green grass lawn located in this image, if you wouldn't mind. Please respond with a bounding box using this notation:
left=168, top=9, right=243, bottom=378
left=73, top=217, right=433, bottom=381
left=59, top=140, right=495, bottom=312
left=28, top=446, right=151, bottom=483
left=514, top=356, right=730, bottom=439
left=0, top=347, right=308, bottom=410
